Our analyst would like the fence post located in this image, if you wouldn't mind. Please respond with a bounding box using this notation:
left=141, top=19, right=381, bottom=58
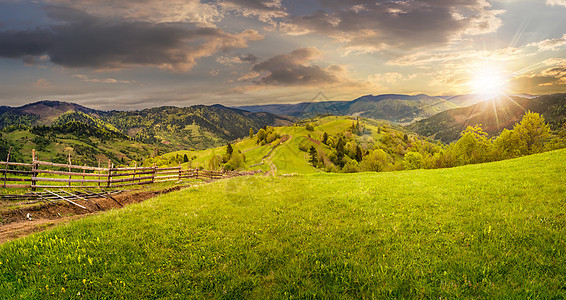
left=132, top=163, right=137, bottom=184
left=151, top=164, right=156, bottom=184
left=196, top=168, right=199, bottom=180
left=68, top=153, right=72, bottom=187
left=31, top=149, right=38, bottom=191
left=82, top=164, right=86, bottom=187
left=107, top=159, right=112, bottom=188
left=178, top=162, right=182, bottom=181
left=3, top=146, right=11, bottom=188
left=97, top=159, right=101, bottom=188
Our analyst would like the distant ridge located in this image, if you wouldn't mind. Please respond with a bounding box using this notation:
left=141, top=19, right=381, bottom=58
left=236, top=93, right=460, bottom=124
left=409, top=94, right=566, bottom=142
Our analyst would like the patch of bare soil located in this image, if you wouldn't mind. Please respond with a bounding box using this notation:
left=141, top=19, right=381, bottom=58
left=0, top=186, right=182, bottom=244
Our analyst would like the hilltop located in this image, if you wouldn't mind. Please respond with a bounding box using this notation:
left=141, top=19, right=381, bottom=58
left=159, top=115, right=441, bottom=174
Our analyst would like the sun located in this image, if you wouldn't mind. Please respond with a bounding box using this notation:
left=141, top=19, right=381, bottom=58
left=468, top=65, right=508, bottom=95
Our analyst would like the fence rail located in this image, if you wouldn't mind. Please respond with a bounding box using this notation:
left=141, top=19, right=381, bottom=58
left=1, top=149, right=260, bottom=190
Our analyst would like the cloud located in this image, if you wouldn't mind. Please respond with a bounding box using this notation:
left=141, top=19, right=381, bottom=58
left=527, top=34, right=566, bottom=51
left=46, top=0, right=222, bottom=25
left=73, top=74, right=135, bottom=84
left=33, top=78, right=50, bottom=87
left=248, top=47, right=344, bottom=86
left=218, top=0, right=287, bottom=24
left=0, top=6, right=263, bottom=71
left=281, top=0, right=505, bottom=52
left=216, top=53, right=259, bottom=66
left=508, top=59, right=566, bottom=93
left=546, top=0, right=566, bottom=7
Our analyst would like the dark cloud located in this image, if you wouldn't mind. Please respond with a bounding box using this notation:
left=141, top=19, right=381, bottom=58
left=250, top=47, right=342, bottom=86
left=240, top=53, right=259, bottom=63
left=0, top=5, right=262, bottom=71
left=281, top=0, right=504, bottom=51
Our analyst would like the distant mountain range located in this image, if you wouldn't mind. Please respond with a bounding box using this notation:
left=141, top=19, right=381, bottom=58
left=409, top=94, right=566, bottom=142
left=237, top=94, right=461, bottom=124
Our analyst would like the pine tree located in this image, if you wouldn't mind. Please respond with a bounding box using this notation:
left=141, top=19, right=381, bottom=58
left=249, top=128, right=254, bottom=138
left=322, top=132, right=328, bottom=144
left=308, top=146, right=318, bottom=165
left=226, top=143, right=233, bottom=156
left=355, top=146, right=363, bottom=162
left=183, top=154, right=189, bottom=162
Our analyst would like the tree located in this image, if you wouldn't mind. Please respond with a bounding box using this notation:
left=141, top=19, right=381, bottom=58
left=453, top=125, right=493, bottom=165
left=512, top=111, right=550, bottom=155
left=226, top=151, right=244, bottom=170
left=249, top=128, right=254, bottom=138
left=493, top=128, right=519, bottom=159
left=305, top=123, right=315, bottom=131
left=208, top=154, right=223, bottom=171
left=183, top=154, right=189, bottom=162
left=226, top=143, right=233, bottom=156
left=403, top=151, right=424, bottom=170
left=355, top=146, right=363, bottom=162
left=359, top=149, right=389, bottom=172
left=308, top=146, right=318, bottom=165
left=256, top=128, right=266, bottom=144
left=322, top=132, right=328, bottom=144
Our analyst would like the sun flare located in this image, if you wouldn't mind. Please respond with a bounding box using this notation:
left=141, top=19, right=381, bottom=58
left=469, top=66, right=508, bottom=95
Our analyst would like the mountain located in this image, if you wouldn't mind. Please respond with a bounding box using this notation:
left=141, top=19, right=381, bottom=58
left=409, top=94, right=566, bottom=143
left=0, top=100, right=294, bottom=166
left=236, top=94, right=459, bottom=124
left=439, top=94, right=539, bottom=107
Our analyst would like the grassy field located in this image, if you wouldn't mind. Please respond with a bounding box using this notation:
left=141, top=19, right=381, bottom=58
left=1, top=149, right=565, bottom=298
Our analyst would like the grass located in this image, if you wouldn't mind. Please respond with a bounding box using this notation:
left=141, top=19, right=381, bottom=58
left=1, top=149, right=565, bottom=298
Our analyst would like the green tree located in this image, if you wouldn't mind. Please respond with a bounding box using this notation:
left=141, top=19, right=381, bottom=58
left=403, top=151, right=424, bottom=170
left=226, top=143, right=233, bottom=156
left=208, top=154, right=223, bottom=171
left=183, top=154, right=189, bottom=162
left=308, top=146, right=318, bottom=165
left=453, top=125, right=493, bottom=165
left=355, top=146, right=363, bottom=162
left=322, top=132, right=328, bottom=144
left=513, top=111, right=550, bottom=155
left=249, top=128, right=254, bottom=138
left=257, top=128, right=266, bottom=144
left=359, top=149, right=389, bottom=172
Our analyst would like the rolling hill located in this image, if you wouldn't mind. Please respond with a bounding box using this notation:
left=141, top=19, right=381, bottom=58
left=1, top=148, right=564, bottom=298
left=161, top=115, right=438, bottom=175
left=409, top=94, right=566, bottom=142
left=237, top=94, right=459, bottom=124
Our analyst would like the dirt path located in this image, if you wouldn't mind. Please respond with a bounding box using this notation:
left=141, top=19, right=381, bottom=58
left=264, top=135, right=292, bottom=176
left=0, top=187, right=182, bottom=244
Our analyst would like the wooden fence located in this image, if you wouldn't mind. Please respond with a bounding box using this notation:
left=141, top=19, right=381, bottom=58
left=1, top=149, right=260, bottom=190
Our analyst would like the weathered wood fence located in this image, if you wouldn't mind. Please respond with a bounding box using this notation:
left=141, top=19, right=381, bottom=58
left=1, top=149, right=259, bottom=190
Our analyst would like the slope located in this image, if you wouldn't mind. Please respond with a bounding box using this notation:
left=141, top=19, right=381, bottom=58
left=161, top=116, right=438, bottom=175
left=409, top=94, right=566, bottom=143
left=1, top=149, right=564, bottom=298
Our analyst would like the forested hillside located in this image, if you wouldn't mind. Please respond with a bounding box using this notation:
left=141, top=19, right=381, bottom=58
left=410, top=94, right=566, bottom=142
left=0, top=101, right=294, bottom=166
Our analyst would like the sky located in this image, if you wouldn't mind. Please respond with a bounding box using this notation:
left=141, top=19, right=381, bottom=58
left=0, top=0, right=565, bottom=110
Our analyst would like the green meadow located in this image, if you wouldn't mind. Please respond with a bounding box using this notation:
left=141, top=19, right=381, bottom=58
left=1, top=149, right=565, bottom=298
